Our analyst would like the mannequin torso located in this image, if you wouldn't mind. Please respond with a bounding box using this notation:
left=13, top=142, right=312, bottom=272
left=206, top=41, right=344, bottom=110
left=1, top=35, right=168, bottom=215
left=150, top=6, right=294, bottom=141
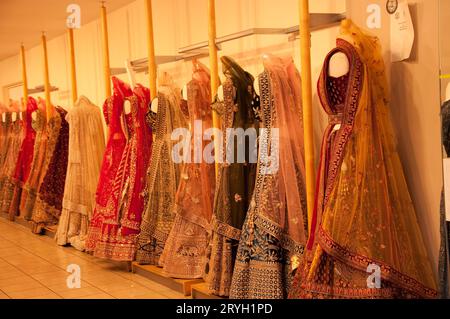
left=328, top=50, right=350, bottom=132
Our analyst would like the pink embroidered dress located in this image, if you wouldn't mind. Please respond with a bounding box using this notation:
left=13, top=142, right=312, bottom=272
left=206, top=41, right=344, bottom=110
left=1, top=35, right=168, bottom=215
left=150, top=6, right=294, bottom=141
left=86, top=77, right=132, bottom=253
left=93, top=84, right=152, bottom=261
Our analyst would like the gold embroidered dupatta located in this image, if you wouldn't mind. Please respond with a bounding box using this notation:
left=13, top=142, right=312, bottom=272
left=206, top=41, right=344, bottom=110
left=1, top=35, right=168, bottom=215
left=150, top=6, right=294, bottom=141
left=290, top=20, right=437, bottom=299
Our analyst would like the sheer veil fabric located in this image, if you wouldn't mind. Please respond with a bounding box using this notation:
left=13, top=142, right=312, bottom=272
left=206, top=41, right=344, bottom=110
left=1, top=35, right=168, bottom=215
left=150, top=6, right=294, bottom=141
left=159, top=62, right=216, bottom=279
left=55, top=96, right=105, bottom=251
left=229, top=54, right=308, bottom=299
left=290, top=19, right=437, bottom=299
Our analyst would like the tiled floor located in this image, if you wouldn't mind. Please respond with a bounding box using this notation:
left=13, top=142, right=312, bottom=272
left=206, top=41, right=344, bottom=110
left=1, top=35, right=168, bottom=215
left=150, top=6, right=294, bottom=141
left=0, top=217, right=186, bottom=299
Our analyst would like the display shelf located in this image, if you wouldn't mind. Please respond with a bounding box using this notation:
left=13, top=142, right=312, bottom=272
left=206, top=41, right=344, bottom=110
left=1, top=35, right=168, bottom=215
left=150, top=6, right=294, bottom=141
left=132, top=262, right=203, bottom=296
left=14, top=217, right=31, bottom=228
left=190, top=282, right=225, bottom=300
left=43, top=225, right=57, bottom=239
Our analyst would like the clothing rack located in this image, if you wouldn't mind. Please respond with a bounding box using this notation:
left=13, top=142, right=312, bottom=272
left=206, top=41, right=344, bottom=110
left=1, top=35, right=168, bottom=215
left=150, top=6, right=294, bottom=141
left=101, top=3, right=111, bottom=99
left=28, top=85, right=59, bottom=95
left=20, top=44, right=28, bottom=106
left=68, top=28, right=78, bottom=105
left=145, top=0, right=157, bottom=99
left=299, top=0, right=316, bottom=231
left=41, top=33, right=54, bottom=120
left=110, top=51, right=210, bottom=76
left=208, top=0, right=221, bottom=176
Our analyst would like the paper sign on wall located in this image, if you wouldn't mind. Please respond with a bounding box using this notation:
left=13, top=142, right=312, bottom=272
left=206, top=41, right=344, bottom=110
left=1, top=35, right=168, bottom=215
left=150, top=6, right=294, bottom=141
left=443, top=158, right=450, bottom=221
left=390, top=0, right=414, bottom=62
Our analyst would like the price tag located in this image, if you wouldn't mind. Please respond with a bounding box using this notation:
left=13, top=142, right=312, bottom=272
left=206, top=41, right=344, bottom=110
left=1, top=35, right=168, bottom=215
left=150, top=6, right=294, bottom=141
left=390, top=0, right=414, bottom=62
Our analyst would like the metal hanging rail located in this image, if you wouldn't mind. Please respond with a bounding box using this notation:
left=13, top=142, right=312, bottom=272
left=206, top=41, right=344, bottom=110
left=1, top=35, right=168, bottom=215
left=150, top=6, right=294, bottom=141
left=110, top=50, right=209, bottom=76
left=179, top=13, right=345, bottom=53
left=28, top=85, right=59, bottom=95
left=110, top=12, right=345, bottom=76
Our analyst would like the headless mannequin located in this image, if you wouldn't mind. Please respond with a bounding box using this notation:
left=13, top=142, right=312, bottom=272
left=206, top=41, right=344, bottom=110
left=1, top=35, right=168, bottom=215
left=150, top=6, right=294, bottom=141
left=151, top=96, right=159, bottom=113
left=328, top=50, right=350, bottom=131
left=150, top=77, right=160, bottom=113
left=124, top=99, right=132, bottom=115
left=10, top=100, right=19, bottom=122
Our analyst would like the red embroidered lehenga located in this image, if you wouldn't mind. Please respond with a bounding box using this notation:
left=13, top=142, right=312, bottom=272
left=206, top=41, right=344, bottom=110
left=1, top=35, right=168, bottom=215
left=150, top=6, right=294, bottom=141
left=86, top=77, right=132, bottom=253
left=19, top=102, right=47, bottom=220
left=8, top=97, right=38, bottom=220
left=159, top=62, right=216, bottom=279
left=289, top=20, right=437, bottom=299
left=92, top=84, right=152, bottom=261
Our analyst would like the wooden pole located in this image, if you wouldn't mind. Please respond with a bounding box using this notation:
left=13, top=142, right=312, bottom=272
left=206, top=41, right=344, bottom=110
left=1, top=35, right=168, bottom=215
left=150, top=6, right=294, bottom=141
left=299, top=0, right=315, bottom=232
left=145, top=0, right=157, bottom=99
left=208, top=0, right=220, bottom=175
left=20, top=44, right=28, bottom=107
left=68, top=28, right=78, bottom=105
left=42, top=32, right=53, bottom=120
left=101, top=3, right=111, bottom=98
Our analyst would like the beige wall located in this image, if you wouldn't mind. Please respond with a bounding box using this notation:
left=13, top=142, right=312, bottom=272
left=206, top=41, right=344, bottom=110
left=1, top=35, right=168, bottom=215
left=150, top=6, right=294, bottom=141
left=348, top=0, right=442, bottom=278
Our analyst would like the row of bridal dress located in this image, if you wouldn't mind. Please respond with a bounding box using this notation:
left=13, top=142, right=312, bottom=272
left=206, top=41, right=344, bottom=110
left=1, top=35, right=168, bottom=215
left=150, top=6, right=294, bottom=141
left=86, top=78, right=152, bottom=261
left=30, top=106, right=69, bottom=234
left=55, top=96, right=105, bottom=251
left=0, top=104, right=25, bottom=215
left=229, top=55, right=308, bottom=299
left=158, top=62, right=216, bottom=278
left=8, top=97, right=38, bottom=220
left=289, top=19, right=437, bottom=299
left=205, top=56, right=259, bottom=297
left=136, top=73, right=189, bottom=265
left=0, top=112, right=14, bottom=192
left=19, top=102, right=48, bottom=220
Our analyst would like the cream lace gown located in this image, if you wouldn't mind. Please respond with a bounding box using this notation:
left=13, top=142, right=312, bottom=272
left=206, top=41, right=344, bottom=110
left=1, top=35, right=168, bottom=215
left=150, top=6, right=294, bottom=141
left=55, top=96, right=105, bottom=251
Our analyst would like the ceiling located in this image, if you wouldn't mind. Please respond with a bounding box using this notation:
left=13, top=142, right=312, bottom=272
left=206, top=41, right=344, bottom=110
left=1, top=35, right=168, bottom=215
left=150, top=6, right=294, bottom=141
left=0, top=0, right=135, bottom=61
